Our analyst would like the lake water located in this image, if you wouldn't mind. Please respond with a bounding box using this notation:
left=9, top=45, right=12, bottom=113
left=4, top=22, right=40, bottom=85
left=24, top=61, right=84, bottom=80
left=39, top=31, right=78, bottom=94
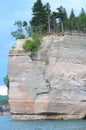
left=0, top=116, right=86, bottom=130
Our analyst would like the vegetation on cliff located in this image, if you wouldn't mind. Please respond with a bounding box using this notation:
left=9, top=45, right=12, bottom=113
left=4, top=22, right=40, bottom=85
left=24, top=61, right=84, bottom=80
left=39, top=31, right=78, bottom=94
left=23, top=33, right=42, bottom=54
left=11, top=0, right=86, bottom=40
left=11, top=21, right=29, bottom=40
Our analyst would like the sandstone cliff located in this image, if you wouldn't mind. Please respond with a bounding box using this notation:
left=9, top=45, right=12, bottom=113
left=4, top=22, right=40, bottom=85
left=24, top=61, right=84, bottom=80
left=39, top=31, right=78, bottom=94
left=8, top=35, right=86, bottom=120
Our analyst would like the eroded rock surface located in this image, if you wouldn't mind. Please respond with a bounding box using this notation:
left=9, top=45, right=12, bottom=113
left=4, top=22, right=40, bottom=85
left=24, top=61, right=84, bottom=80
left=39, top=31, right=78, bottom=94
left=8, top=35, right=86, bottom=120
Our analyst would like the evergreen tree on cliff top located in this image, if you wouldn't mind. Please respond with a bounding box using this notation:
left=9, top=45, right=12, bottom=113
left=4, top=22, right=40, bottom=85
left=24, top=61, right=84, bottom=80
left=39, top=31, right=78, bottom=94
left=69, top=9, right=76, bottom=30
left=44, top=2, right=51, bottom=33
left=57, top=6, right=67, bottom=33
left=77, top=8, right=86, bottom=32
left=30, top=0, right=47, bottom=34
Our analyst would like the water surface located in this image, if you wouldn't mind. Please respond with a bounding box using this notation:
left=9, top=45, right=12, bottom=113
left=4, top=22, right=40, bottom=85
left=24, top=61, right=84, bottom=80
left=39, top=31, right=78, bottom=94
left=0, top=116, right=86, bottom=130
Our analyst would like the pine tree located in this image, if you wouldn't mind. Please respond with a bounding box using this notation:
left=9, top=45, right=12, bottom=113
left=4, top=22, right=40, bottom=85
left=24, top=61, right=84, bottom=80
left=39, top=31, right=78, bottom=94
left=45, top=2, right=51, bottom=33
left=80, top=8, right=85, bottom=16
left=30, top=0, right=47, bottom=34
left=69, top=9, right=76, bottom=30
left=77, top=8, right=86, bottom=32
left=57, top=6, right=67, bottom=33
left=51, top=11, right=58, bottom=33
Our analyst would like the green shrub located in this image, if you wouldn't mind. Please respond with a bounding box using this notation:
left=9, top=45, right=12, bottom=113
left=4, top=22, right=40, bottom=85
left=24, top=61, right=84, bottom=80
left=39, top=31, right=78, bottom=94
left=23, top=40, right=37, bottom=53
left=32, top=33, right=42, bottom=44
left=11, top=31, right=25, bottom=40
left=16, top=34, right=25, bottom=39
left=23, top=33, right=42, bottom=55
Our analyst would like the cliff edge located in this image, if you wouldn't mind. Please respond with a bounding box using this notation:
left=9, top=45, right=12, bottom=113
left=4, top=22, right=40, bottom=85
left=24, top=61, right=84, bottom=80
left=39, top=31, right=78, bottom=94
left=8, top=35, right=86, bottom=120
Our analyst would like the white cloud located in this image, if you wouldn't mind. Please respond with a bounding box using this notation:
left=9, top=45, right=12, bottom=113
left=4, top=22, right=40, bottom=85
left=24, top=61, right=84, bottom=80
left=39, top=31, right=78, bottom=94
left=0, top=86, right=7, bottom=96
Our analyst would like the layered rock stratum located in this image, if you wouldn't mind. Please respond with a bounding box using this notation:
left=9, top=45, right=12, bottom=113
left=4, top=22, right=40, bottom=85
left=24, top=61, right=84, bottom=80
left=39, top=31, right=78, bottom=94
left=8, top=35, right=86, bottom=120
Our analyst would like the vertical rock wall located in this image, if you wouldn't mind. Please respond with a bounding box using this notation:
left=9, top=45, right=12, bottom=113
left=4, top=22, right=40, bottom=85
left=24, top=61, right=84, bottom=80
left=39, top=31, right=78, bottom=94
left=8, top=35, right=86, bottom=120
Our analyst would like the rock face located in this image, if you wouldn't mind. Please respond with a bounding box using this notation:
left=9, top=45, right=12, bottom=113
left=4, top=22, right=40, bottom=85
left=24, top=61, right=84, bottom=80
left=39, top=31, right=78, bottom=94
left=8, top=35, right=86, bottom=120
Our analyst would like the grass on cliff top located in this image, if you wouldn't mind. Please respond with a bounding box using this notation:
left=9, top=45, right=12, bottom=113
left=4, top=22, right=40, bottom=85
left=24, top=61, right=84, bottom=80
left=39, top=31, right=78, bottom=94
left=23, top=33, right=42, bottom=55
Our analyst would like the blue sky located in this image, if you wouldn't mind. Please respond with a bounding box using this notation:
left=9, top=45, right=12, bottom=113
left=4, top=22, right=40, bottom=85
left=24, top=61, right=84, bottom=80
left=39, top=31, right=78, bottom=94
left=0, top=0, right=85, bottom=85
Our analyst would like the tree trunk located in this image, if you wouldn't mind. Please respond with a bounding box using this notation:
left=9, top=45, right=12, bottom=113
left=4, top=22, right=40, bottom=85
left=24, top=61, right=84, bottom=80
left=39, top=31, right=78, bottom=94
left=61, top=21, right=64, bottom=34
left=53, top=18, right=56, bottom=33
left=48, top=15, right=51, bottom=33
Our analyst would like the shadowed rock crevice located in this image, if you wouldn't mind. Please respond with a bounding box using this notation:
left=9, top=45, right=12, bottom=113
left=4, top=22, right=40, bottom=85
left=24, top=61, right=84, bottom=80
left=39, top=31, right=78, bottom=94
left=11, top=112, right=67, bottom=116
left=83, top=115, right=86, bottom=120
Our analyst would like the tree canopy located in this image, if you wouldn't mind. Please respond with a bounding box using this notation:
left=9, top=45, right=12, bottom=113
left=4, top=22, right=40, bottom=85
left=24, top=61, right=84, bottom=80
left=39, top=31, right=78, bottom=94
left=11, top=0, right=86, bottom=39
left=30, top=0, right=48, bottom=33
